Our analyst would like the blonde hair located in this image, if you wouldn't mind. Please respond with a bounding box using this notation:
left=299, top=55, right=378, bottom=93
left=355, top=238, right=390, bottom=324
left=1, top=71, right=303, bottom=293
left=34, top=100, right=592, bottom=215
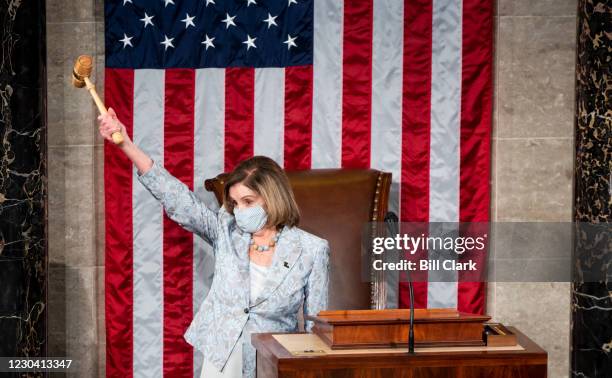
left=223, top=156, right=300, bottom=228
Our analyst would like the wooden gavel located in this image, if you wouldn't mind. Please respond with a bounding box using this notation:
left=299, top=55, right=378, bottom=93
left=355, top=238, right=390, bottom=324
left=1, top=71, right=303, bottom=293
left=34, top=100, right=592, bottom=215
left=71, top=55, right=123, bottom=144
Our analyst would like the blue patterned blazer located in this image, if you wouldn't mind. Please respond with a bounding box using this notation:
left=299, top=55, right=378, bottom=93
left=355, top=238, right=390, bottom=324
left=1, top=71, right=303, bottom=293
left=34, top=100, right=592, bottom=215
left=137, top=161, right=330, bottom=378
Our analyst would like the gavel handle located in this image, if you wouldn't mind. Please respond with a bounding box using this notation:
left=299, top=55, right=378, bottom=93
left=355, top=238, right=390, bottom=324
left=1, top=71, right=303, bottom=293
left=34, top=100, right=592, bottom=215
left=84, top=77, right=124, bottom=145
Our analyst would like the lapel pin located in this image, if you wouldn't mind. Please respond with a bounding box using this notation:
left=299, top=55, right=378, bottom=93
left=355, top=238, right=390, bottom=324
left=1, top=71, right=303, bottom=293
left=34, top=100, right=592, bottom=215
left=283, top=261, right=290, bottom=268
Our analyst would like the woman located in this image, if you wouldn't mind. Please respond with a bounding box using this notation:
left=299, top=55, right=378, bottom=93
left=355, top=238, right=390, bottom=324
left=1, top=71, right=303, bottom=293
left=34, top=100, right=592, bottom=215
left=98, top=108, right=330, bottom=378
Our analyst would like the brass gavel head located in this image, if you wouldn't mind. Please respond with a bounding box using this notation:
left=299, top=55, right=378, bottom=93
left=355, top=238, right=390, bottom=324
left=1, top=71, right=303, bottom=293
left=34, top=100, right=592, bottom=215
left=72, top=55, right=94, bottom=88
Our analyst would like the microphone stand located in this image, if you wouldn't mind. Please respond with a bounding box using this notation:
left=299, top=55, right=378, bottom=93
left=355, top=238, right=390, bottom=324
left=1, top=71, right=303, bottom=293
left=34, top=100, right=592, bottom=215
left=384, top=212, right=415, bottom=354
left=407, top=276, right=415, bottom=354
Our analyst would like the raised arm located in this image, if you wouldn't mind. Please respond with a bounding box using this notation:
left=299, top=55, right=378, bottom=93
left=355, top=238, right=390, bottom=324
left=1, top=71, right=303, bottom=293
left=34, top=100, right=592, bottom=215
left=97, top=107, right=154, bottom=176
left=98, top=108, right=218, bottom=245
left=303, top=240, right=330, bottom=332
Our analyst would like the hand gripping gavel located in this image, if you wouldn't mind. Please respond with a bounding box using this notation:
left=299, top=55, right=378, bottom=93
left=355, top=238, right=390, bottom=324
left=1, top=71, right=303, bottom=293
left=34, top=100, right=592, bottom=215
left=72, top=55, right=124, bottom=144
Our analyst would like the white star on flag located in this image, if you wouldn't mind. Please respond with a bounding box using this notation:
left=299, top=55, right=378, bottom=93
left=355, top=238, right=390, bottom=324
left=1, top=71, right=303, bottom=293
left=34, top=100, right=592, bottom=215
left=246, top=0, right=257, bottom=6
left=243, top=34, right=257, bottom=50
left=160, top=34, right=174, bottom=51
left=123, top=0, right=132, bottom=5
left=201, top=34, right=215, bottom=50
left=263, top=13, right=278, bottom=29
left=163, top=0, right=174, bottom=7
left=288, top=0, right=298, bottom=6
left=283, top=34, right=297, bottom=50
left=205, top=0, right=215, bottom=6
left=182, top=13, right=196, bottom=28
left=120, top=33, right=133, bottom=48
left=221, top=13, right=237, bottom=29
left=140, top=12, right=154, bottom=28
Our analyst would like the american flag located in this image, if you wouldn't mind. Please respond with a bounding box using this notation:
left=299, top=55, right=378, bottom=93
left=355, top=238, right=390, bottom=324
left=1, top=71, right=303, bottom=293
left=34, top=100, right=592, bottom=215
left=103, top=0, right=492, bottom=376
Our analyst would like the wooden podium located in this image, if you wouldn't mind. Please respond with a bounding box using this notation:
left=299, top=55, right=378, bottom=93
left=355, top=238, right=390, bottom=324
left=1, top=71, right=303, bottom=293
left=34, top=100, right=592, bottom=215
left=307, top=308, right=490, bottom=349
left=252, top=309, right=547, bottom=378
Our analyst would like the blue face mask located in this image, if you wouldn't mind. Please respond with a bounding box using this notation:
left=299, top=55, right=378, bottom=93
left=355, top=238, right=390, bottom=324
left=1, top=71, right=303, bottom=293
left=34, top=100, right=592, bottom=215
left=234, top=204, right=268, bottom=233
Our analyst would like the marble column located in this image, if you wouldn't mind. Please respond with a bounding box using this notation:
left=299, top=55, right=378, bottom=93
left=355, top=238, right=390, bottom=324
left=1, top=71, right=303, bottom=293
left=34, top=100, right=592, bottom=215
left=45, top=0, right=107, bottom=375
left=0, top=0, right=47, bottom=369
left=572, top=0, right=612, bottom=376
left=494, top=1, right=575, bottom=376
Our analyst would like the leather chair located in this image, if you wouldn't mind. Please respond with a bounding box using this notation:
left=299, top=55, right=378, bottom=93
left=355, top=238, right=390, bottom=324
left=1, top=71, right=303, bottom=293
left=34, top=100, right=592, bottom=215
left=204, top=168, right=392, bottom=311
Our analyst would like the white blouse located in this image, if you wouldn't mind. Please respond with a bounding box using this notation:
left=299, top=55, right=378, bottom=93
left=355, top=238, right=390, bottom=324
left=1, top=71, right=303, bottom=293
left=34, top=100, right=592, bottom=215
left=249, top=261, right=270, bottom=303
left=200, top=261, right=271, bottom=378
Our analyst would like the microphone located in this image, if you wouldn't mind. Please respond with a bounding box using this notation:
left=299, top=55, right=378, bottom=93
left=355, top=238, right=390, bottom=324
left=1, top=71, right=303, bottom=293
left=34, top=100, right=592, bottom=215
left=384, top=211, right=415, bottom=354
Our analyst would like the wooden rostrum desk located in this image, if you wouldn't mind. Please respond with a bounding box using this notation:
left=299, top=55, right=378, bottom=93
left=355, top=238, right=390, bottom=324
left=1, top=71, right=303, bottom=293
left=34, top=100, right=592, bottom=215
left=251, top=309, right=547, bottom=378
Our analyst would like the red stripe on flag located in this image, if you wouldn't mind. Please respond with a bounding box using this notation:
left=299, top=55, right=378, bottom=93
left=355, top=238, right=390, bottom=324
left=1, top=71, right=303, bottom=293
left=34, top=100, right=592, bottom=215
left=458, top=0, right=494, bottom=315
left=104, top=68, right=134, bottom=378
left=399, top=0, right=433, bottom=309
left=341, top=0, right=373, bottom=168
left=163, top=69, right=195, bottom=375
left=284, top=65, right=313, bottom=170
left=225, top=68, right=254, bottom=172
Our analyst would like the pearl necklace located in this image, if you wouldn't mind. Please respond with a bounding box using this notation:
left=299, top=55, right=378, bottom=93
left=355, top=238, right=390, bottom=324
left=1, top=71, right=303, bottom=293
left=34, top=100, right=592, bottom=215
left=249, top=230, right=281, bottom=252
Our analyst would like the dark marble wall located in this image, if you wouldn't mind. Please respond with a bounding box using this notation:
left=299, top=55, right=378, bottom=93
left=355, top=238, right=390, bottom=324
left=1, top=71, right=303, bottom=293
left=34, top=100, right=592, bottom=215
left=572, top=0, right=612, bottom=376
left=0, top=0, right=47, bottom=368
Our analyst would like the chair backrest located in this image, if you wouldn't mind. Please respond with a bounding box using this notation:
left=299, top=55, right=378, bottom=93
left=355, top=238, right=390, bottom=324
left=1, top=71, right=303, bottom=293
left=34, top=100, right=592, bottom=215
left=204, top=168, right=392, bottom=310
